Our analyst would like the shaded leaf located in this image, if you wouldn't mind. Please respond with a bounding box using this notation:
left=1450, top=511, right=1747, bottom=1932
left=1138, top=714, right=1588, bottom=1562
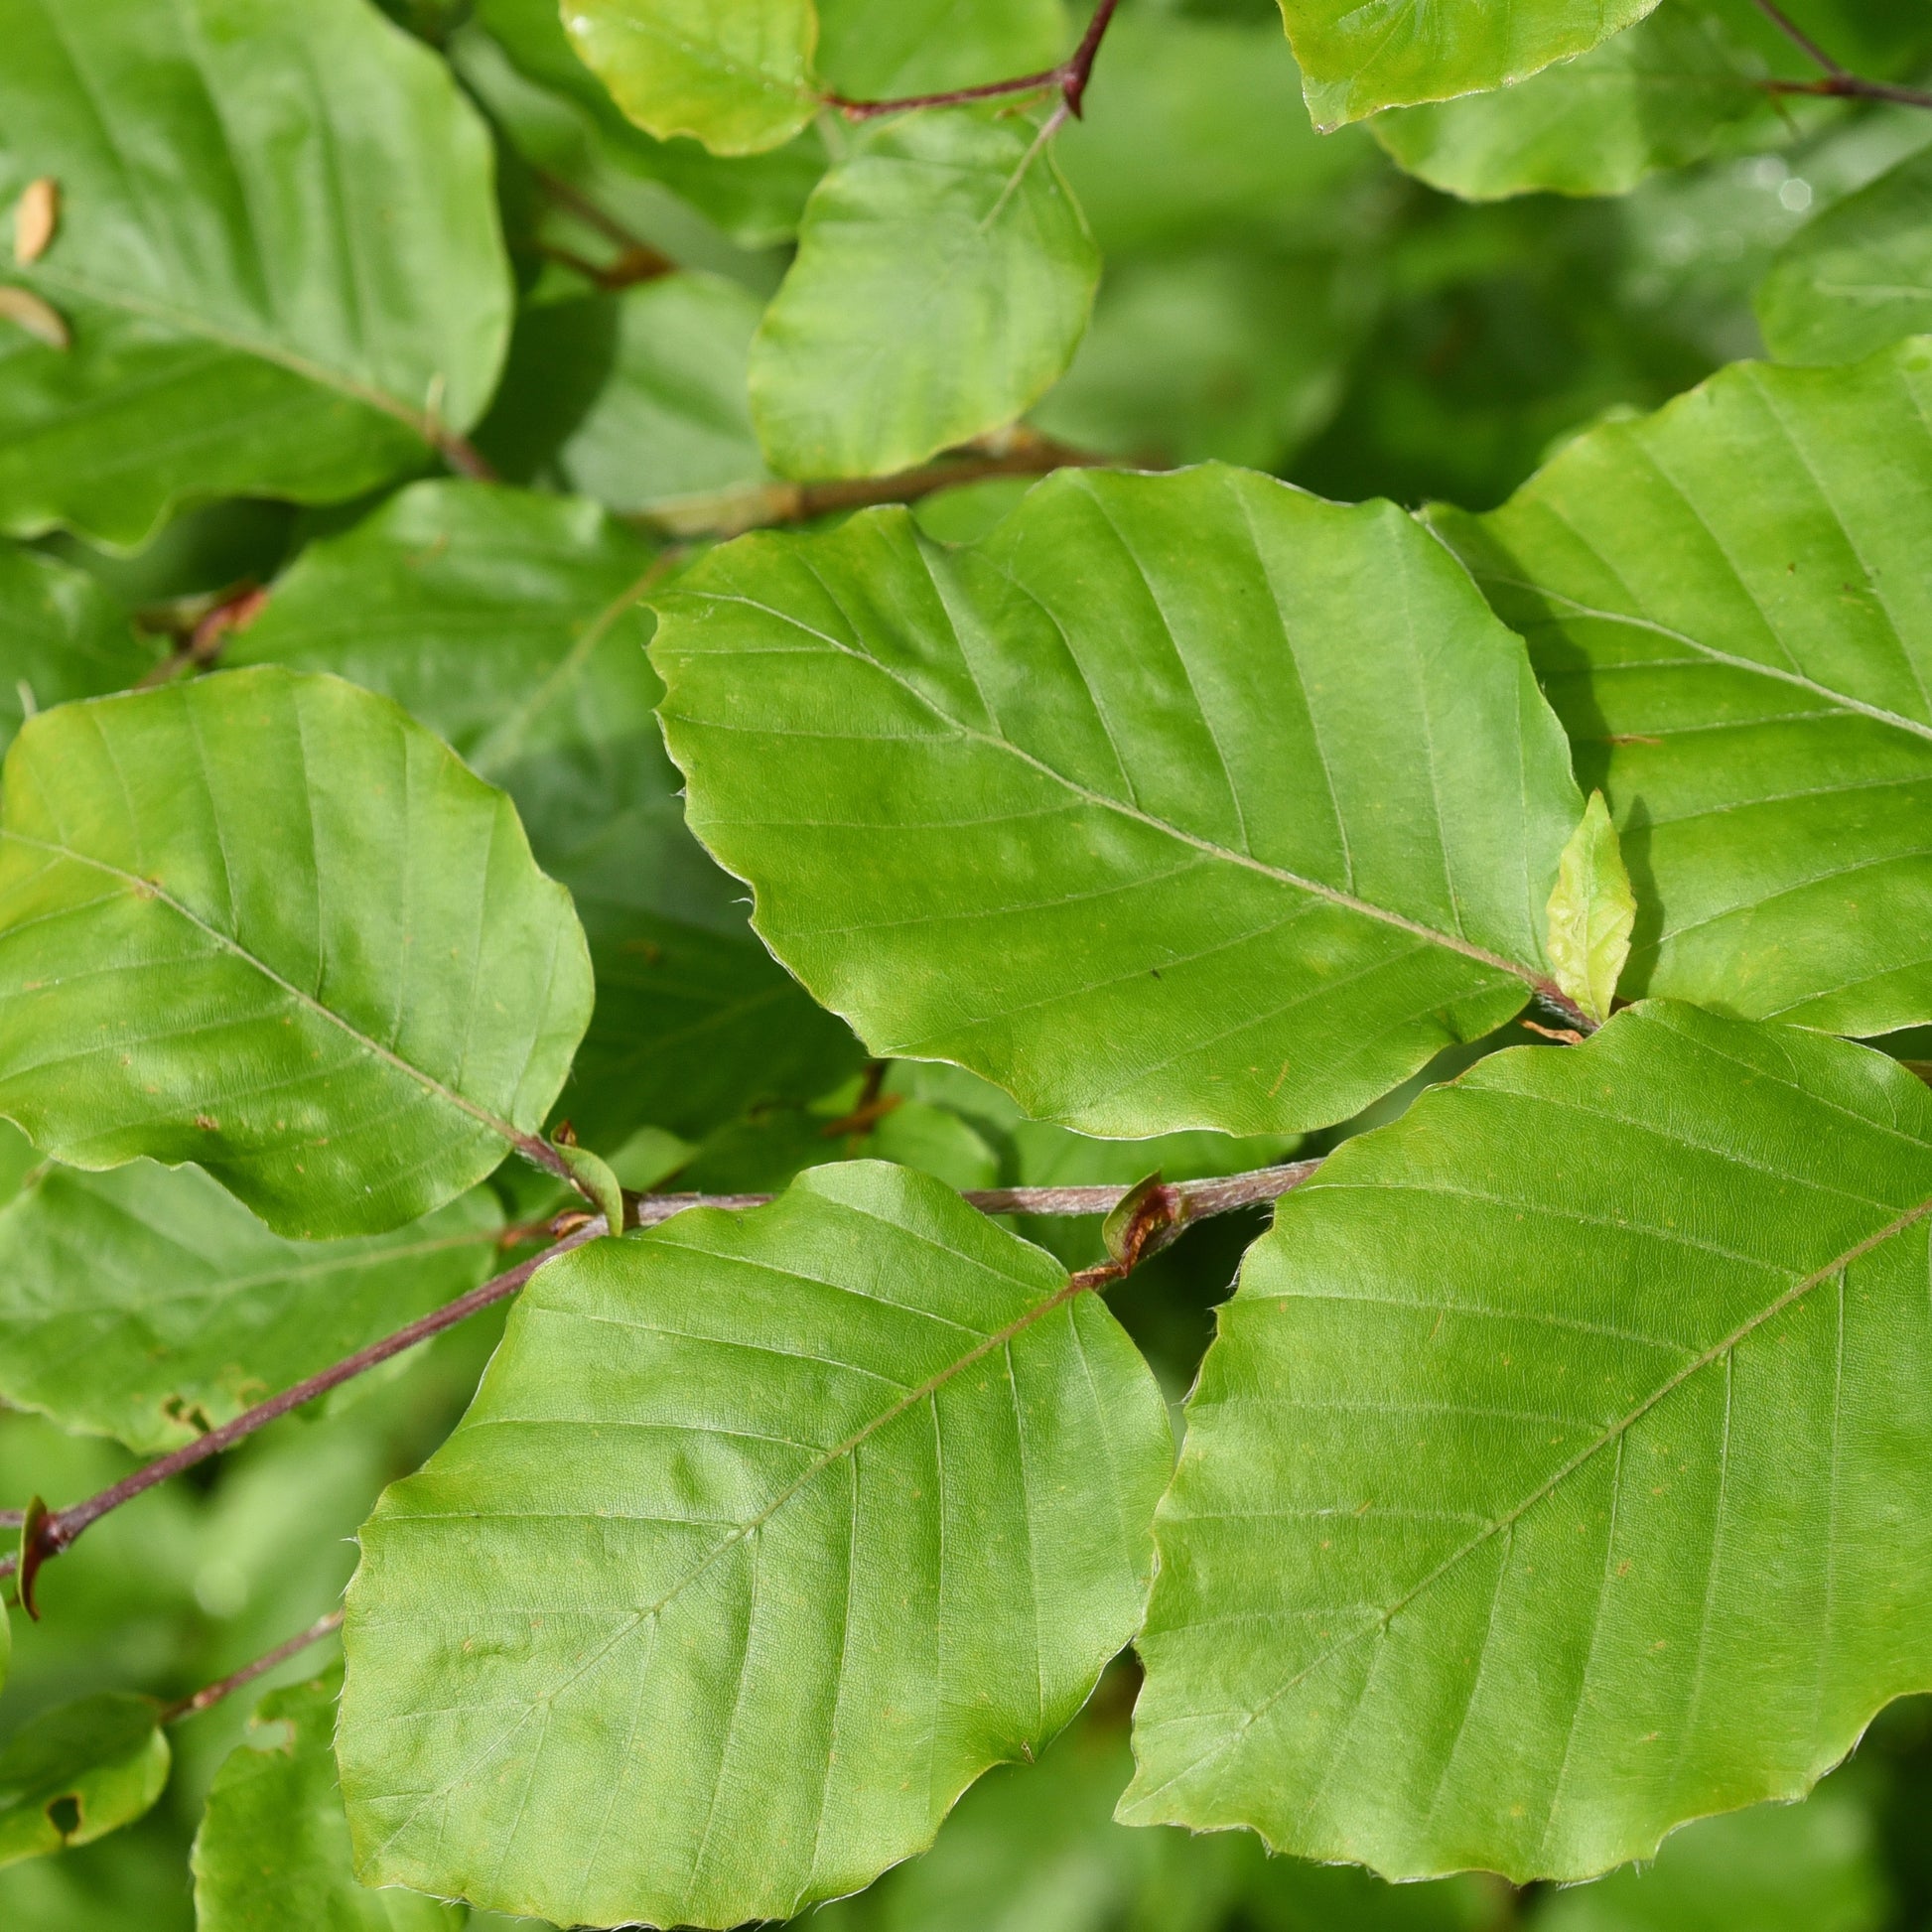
left=565, top=0, right=817, bottom=156
left=0, top=0, right=510, bottom=549
left=1126, top=1003, right=1932, bottom=1880
left=750, top=109, right=1100, bottom=480
left=230, top=481, right=859, bottom=1148
left=477, top=276, right=773, bottom=519
left=193, top=1665, right=461, bottom=1932
left=653, top=463, right=1584, bottom=1140
left=463, top=0, right=825, bottom=247
left=1757, top=148, right=1932, bottom=366
left=1432, top=337, right=1932, bottom=1036
left=0, top=666, right=592, bottom=1237
left=0, top=546, right=152, bottom=756
left=1545, top=790, right=1634, bottom=1026
left=0, top=1162, right=500, bottom=1455
left=1278, top=0, right=1660, bottom=129
left=0, top=1695, right=168, bottom=1867
left=339, top=1161, right=1172, bottom=1927
left=1369, top=1, right=1779, bottom=202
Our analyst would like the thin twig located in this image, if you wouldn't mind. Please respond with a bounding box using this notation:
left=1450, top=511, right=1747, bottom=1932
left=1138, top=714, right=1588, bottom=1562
left=639, top=431, right=1118, bottom=539
left=534, top=170, right=676, bottom=280
left=1748, top=0, right=1932, bottom=110
left=826, top=0, right=1122, bottom=121
left=1749, top=0, right=1847, bottom=75
left=0, top=1161, right=1315, bottom=1591
left=5, top=1223, right=606, bottom=1602
left=161, top=1609, right=345, bottom=1724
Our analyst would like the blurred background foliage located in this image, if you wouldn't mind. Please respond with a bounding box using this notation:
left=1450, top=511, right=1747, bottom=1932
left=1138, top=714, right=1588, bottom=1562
left=11, top=0, right=1932, bottom=1920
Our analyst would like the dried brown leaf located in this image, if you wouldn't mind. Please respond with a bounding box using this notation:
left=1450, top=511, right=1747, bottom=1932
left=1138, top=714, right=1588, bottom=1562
left=12, top=178, right=57, bottom=265
left=0, top=284, right=69, bottom=349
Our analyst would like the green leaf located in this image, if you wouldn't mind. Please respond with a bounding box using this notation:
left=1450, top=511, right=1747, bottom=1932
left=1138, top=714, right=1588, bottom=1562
left=194, top=1665, right=462, bottom=1932
left=1535, top=1781, right=1887, bottom=1932
left=338, top=1161, right=1173, bottom=1927
left=1050, top=9, right=1379, bottom=256
left=1278, top=0, right=1661, bottom=128
left=1369, top=1, right=1780, bottom=202
left=0, top=665, right=592, bottom=1237
left=1431, top=338, right=1932, bottom=1038
left=0, top=0, right=511, bottom=549
left=1757, top=149, right=1932, bottom=366
left=565, top=0, right=818, bottom=156
left=462, top=0, right=826, bottom=246
left=0, top=547, right=151, bottom=756
left=0, top=1162, right=500, bottom=1455
left=477, top=276, right=774, bottom=521
left=653, top=463, right=1585, bottom=1140
left=230, top=481, right=860, bottom=1147
left=1545, top=791, right=1634, bottom=1026
left=750, top=109, right=1100, bottom=480
left=1125, top=1002, right=1932, bottom=1880
left=0, top=1695, right=169, bottom=1867
left=815, top=0, right=1068, bottom=98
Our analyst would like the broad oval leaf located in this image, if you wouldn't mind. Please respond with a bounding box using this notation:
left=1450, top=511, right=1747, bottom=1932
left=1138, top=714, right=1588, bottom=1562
left=1432, top=338, right=1932, bottom=1036
left=1126, top=1002, right=1932, bottom=1880
left=1369, top=1, right=1779, bottom=202
left=230, top=482, right=859, bottom=1148
left=1757, top=149, right=1932, bottom=366
left=0, top=1162, right=500, bottom=1455
left=339, top=1161, right=1173, bottom=1927
left=0, top=665, right=593, bottom=1237
left=194, top=1665, right=462, bottom=1932
left=0, top=1694, right=169, bottom=1867
left=653, top=463, right=1585, bottom=1141
left=749, top=109, right=1100, bottom=481
left=564, top=0, right=818, bottom=156
left=0, top=545, right=151, bottom=754
left=1279, top=0, right=1660, bottom=129
left=0, top=0, right=511, bottom=549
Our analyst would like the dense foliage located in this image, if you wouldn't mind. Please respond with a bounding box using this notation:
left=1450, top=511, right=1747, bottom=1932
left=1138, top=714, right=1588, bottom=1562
left=4, top=0, right=1932, bottom=1926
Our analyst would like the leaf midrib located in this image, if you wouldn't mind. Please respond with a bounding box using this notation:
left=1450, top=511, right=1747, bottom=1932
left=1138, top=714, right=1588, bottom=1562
left=0, top=829, right=525, bottom=1153
left=1144, top=1182, right=1932, bottom=1799
left=680, top=590, right=1547, bottom=991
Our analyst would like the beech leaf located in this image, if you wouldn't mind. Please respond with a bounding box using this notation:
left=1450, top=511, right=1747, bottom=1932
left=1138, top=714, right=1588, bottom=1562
left=339, top=1161, right=1173, bottom=1928
left=0, top=666, right=593, bottom=1237
left=0, top=1163, right=501, bottom=1455
left=0, top=0, right=511, bottom=548
left=1432, top=337, right=1932, bottom=1038
left=1127, top=1003, right=1932, bottom=1880
left=564, top=0, right=818, bottom=156
left=0, top=1695, right=169, bottom=1867
left=0, top=545, right=152, bottom=753
left=1756, top=148, right=1932, bottom=367
left=653, top=463, right=1584, bottom=1140
left=750, top=109, right=1100, bottom=481
left=230, top=481, right=860, bottom=1147
left=1369, top=0, right=1780, bottom=202
left=1545, top=791, right=1635, bottom=1027
left=1279, top=0, right=1661, bottom=129
left=193, top=1666, right=462, bottom=1932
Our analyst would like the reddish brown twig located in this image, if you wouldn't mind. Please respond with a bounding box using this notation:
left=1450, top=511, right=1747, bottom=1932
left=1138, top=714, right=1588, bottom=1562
left=1749, top=0, right=1932, bottom=110
left=826, top=0, right=1122, bottom=121
left=0, top=1161, right=1317, bottom=1592
left=162, top=1609, right=345, bottom=1724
